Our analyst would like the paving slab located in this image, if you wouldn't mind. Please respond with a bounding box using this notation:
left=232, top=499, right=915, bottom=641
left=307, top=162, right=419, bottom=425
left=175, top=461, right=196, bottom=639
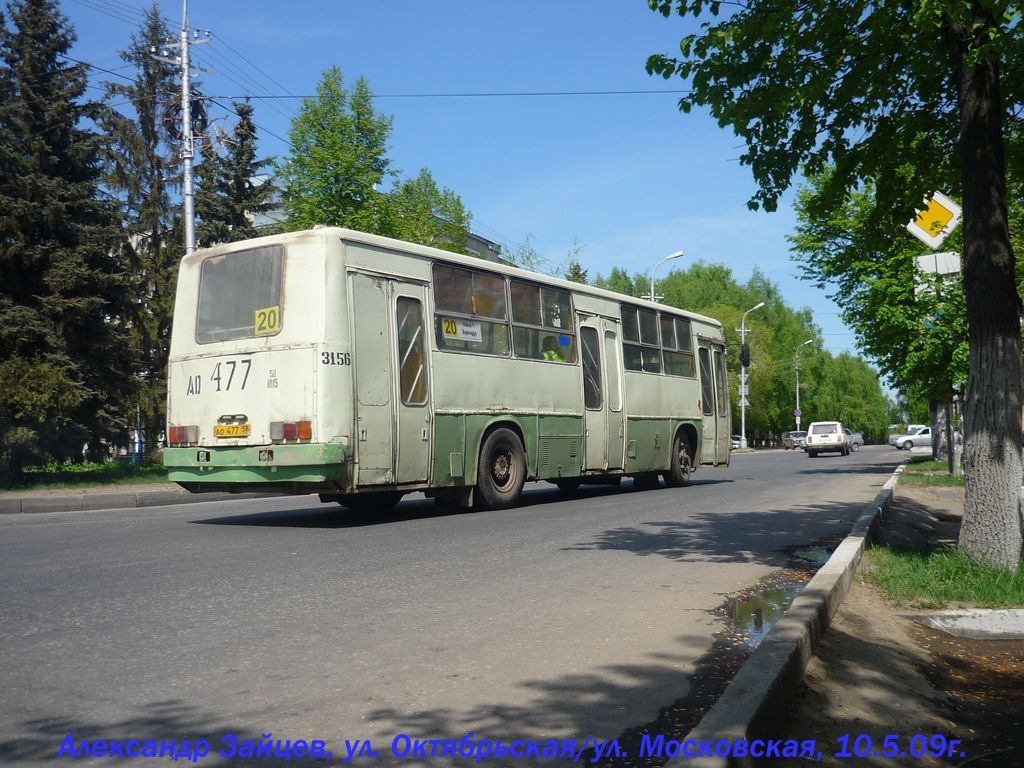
left=917, top=609, right=1024, bottom=640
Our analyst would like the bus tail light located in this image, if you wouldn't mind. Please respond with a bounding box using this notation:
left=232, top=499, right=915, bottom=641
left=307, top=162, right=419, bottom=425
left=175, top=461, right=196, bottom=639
left=168, top=425, right=198, bottom=446
left=270, top=420, right=312, bottom=443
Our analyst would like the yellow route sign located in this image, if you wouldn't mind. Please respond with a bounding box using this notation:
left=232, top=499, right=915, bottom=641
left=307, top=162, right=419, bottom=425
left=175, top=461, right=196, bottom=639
left=906, top=192, right=962, bottom=250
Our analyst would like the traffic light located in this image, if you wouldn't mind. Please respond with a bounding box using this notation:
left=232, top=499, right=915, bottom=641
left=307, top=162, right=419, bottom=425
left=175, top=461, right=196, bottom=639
left=739, top=342, right=750, bottom=367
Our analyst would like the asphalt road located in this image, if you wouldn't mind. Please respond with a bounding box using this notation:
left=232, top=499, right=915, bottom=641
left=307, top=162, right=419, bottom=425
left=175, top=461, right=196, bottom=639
left=0, top=447, right=902, bottom=766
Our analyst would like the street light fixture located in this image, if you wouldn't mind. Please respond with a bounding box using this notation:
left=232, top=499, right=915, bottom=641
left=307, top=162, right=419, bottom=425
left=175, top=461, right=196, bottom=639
left=738, top=301, right=765, bottom=449
left=794, top=339, right=814, bottom=432
left=649, top=250, right=684, bottom=302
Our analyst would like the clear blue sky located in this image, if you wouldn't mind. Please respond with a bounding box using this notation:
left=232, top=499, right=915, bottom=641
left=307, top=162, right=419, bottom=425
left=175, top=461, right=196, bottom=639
left=64, top=0, right=861, bottom=357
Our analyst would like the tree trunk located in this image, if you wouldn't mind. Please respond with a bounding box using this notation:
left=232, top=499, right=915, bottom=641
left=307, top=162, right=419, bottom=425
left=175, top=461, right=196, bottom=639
left=948, top=3, right=1023, bottom=571
left=930, top=400, right=943, bottom=460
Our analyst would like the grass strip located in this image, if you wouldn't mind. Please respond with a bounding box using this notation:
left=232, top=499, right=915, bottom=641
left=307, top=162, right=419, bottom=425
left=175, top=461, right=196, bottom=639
left=1, top=461, right=169, bottom=491
left=898, top=473, right=965, bottom=487
left=902, top=458, right=952, bottom=473
left=867, top=546, right=1024, bottom=608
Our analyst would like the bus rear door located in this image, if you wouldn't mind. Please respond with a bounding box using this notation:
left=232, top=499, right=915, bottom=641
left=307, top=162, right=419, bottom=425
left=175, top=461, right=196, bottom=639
left=350, top=272, right=432, bottom=486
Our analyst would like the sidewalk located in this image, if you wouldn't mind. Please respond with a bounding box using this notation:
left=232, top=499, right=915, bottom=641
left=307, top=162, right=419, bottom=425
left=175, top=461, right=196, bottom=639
left=767, top=484, right=1024, bottom=767
left=0, top=482, right=277, bottom=514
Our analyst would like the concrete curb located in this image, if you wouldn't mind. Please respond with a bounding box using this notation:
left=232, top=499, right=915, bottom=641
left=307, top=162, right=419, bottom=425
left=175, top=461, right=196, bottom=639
left=0, top=488, right=280, bottom=514
left=664, top=463, right=906, bottom=768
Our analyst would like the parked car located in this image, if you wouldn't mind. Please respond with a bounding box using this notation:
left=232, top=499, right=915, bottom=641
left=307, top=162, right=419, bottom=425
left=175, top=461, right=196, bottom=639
left=890, top=426, right=931, bottom=449
left=782, top=430, right=807, bottom=450
left=731, top=434, right=742, bottom=449
left=843, top=428, right=864, bottom=451
left=805, top=421, right=850, bottom=457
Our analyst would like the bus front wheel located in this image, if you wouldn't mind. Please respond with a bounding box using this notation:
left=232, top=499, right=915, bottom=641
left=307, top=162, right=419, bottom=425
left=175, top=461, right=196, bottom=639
left=476, top=428, right=526, bottom=509
left=664, top=434, right=693, bottom=488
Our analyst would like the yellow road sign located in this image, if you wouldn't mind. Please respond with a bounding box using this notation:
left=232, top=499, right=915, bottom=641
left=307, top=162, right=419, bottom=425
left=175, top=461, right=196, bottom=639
left=907, top=192, right=962, bottom=250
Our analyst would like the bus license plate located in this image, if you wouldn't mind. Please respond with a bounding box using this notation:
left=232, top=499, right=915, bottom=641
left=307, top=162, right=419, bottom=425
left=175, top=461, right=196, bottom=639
left=214, top=424, right=251, bottom=438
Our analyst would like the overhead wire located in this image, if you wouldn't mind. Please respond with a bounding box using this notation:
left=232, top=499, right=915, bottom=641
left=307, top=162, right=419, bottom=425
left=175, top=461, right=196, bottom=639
left=51, top=4, right=685, bottom=260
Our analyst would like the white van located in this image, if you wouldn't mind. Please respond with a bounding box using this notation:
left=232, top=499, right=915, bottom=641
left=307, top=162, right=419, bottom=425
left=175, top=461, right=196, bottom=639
left=805, top=421, right=849, bottom=457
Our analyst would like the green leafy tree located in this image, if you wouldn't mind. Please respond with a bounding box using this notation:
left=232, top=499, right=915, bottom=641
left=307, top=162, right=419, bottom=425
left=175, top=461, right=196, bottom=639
left=102, top=3, right=180, bottom=456
left=381, top=167, right=471, bottom=253
left=196, top=99, right=274, bottom=247
left=593, top=267, right=640, bottom=297
left=0, top=0, right=134, bottom=472
left=277, top=67, right=393, bottom=232
left=648, top=0, right=1024, bottom=570
left=790, top=174, right=971, bottom=402
left=594, top=261, right=890, bottom=440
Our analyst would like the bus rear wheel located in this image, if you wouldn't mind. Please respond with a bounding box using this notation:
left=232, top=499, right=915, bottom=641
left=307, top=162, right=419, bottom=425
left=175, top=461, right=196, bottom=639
left=476, top=428, right=526, bottom=509
left=664, top=434, right=692, bottom=488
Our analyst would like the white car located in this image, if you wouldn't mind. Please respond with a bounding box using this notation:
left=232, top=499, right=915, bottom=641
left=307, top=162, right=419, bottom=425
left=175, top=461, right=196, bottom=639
left=805, top=421, right=850, bottom=457
left=889, top=426, right=931, bottom=449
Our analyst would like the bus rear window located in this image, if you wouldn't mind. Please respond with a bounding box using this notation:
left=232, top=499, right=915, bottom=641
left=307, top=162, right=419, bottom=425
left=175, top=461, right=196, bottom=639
left=196, top=245, right=284, bottom=343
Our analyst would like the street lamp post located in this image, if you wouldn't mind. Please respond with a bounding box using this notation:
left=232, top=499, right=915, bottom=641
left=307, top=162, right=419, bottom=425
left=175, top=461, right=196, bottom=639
left=794, top=339, right=814, bottom=431
left=649, top=250, right=684, bottom=302
left=738, top=301, right=765, bottom=449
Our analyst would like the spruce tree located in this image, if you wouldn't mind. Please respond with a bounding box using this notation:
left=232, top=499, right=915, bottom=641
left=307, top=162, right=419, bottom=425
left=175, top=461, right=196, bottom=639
left=102, top=3, right=180, bottom=456
left=196, top=99, right=273, bottom=247
left=0, top=0, right=134, bottom=472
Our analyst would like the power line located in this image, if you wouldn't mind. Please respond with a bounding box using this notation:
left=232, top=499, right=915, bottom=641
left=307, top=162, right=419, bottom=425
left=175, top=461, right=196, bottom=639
left=206, top=88, right=692, bottom=101
left=194, top=45, right=296, bottom=124
left=67, top=0, right=144, bottom=25
left=210, top=32, right=298, bottom=102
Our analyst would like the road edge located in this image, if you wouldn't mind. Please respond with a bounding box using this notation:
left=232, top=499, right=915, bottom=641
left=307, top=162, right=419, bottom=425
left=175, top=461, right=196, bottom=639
left=663, top=463, right=906, bottom=768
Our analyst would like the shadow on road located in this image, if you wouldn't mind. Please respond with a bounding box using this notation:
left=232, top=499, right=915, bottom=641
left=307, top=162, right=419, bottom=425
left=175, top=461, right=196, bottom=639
left=0, top=700, right=293, bottom=768
left=188, top=477, right=733, bottom=530
left=0, top=628, right=749, bottom=768
left=563, top=500, right=864, bottom=567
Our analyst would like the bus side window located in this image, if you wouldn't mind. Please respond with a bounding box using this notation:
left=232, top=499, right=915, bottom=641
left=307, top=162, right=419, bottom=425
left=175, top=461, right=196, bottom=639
left=622, top=305, right=662, bottom=373
left=663, top=315, right=695, bottom=377
left=510, top=280, right=576, bottom=363
left=432, top=263, right=510, bottom=356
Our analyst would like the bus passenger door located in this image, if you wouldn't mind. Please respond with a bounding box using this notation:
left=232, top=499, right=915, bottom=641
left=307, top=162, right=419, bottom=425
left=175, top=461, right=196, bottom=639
left=711, top=345, right=730, bottom=462
left=603, top=324, right=625, bottom=470
left=392, top=285, right=431, bottom=484
left=351, top=274, right=432, bottom=486
left=580, top=316, right=623, bottom=471
left=351, top=273, right=394, bottom=484
left=697, top=345, right=718, bottom=465
left=697, top=343, right=730, bottom=465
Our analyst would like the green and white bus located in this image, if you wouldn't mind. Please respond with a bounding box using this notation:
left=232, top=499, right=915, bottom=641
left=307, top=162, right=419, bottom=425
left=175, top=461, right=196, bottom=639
left=164, top=227, right=732, bottom=509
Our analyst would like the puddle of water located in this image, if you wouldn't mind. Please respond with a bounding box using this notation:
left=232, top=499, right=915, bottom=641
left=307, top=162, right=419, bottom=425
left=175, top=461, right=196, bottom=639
left=727, top=583, right=805, bottom=649
left=792, top=546, right=831, bottom=565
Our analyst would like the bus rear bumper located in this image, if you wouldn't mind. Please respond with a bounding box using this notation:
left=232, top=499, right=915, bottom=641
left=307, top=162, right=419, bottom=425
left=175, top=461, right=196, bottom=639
left=163, top=442, right=351, bottom=494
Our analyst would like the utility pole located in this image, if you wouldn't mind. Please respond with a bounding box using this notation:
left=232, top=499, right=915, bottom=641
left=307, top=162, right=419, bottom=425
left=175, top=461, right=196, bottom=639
left=737, top=301, right=764, bottom=449
left=153, top=0, right=208, bottom=254
left=794, top=339, right=813, bottom=431
left=179, top=0, right=195, bottom=254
